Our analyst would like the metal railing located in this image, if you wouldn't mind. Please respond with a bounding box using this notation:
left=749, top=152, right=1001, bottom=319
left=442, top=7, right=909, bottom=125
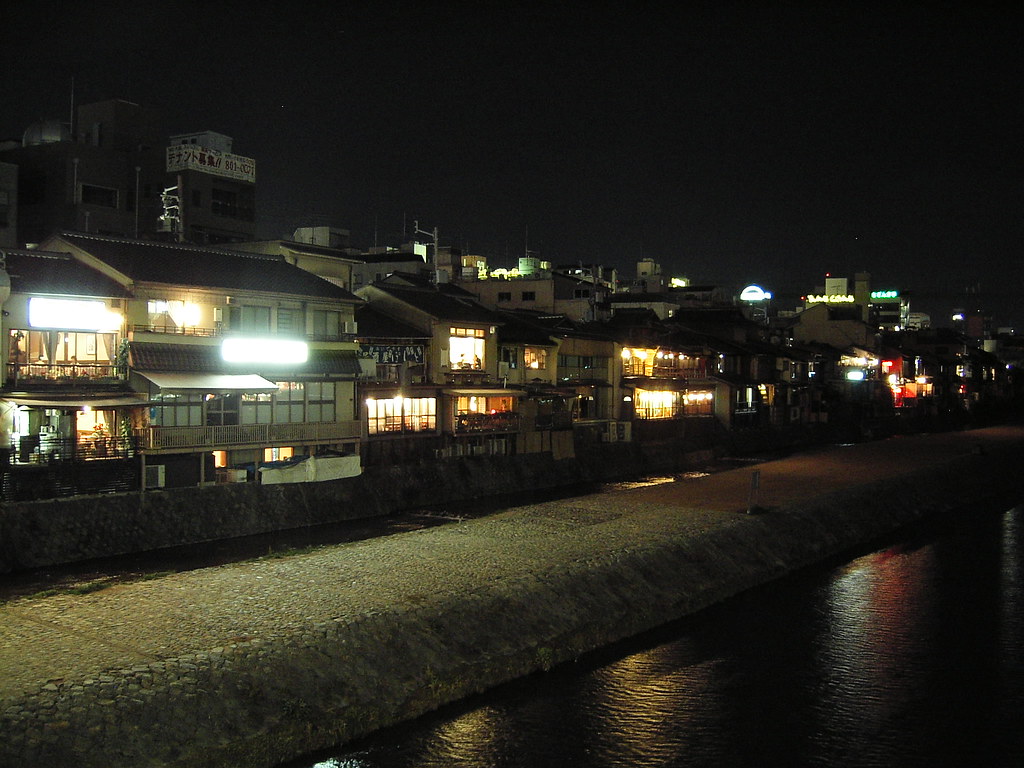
left=6, top=362, right=123, bottom=383
left=8, top=435, right=140, bottom=465
left=454, top=411, right=521, bottom=433
left=139, top=420, right=361, bottom=450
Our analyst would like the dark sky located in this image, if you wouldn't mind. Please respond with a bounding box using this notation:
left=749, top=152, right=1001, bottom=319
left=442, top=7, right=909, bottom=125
left=2, top=1, right=1021, bottom=326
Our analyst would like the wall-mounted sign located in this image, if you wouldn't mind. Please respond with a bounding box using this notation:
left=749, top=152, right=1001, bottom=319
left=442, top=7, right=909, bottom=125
left=870, top=290, right=900, bottom=300
left=740, top=284, right=773, bottom=302
left=167, top=145, right=256, bottom=183
left=806, top=294, right=855, bottom=304
left=28, top=297, right=122, bottom=331
left=221, top=338, right=307, bottom=364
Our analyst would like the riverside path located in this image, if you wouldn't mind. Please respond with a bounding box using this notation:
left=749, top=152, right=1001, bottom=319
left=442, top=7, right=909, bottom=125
left=2, top=426, right=1023, bottom=768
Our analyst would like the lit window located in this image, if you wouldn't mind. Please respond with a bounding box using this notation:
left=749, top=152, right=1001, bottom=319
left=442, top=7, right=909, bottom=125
left=524, top=347, right=547, bottom=369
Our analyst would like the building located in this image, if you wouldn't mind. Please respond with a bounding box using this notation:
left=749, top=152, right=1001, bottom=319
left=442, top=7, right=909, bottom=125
left=1, top=232, right=365, bottom=498
left=0, top=100, right=168, bottom=244
left=163, top=130, right=256, bottom=244
left=0, top=161, right=16, bottom=247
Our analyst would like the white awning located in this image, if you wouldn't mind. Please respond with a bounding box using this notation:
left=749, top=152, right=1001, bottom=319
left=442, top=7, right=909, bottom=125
left=2, top=395, right=150, bottom=408
left=442, top=388, right=524, bottom=397
left=139, top=372, right=279, bottom=392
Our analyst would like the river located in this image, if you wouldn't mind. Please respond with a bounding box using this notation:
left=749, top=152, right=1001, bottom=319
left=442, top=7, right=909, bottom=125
left=284, top=502, right=1023, bottom=768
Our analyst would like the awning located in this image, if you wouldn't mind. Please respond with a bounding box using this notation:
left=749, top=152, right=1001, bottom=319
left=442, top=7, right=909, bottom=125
left=2, top=395, right=150, bottom=408
left=139, top=372, right=279, bottom=392
left=442, top=388, right=524, bottom=397
left=630, top=379, right=689, bottom=391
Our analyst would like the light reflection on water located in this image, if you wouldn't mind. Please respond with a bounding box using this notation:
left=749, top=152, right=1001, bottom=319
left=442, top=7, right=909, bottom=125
left=288, top=505, right=1024, bottom=768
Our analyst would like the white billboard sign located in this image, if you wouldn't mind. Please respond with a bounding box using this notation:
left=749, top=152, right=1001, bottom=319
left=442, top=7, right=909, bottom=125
left=166, top=145, right=256, bottom=183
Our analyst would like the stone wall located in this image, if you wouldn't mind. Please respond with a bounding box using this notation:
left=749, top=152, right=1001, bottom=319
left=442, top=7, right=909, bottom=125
left=1, top=443, right=675, bottom=573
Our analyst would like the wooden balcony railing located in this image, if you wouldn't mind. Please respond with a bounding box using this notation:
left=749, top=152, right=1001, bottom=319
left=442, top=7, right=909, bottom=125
left=6, top=362, right=123, bottom=384
left=139, top=420, right=362, bottom=450
left=454, top=411, right=520, bottom=433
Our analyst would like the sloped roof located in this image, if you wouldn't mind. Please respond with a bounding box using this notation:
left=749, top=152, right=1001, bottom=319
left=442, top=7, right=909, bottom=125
left=48, top=232, right=360, bottom=301
left=354, top=304, right=430, bottom=340
left=3, top=248, right=130, bottom=298
left=370, top=282, right=502, bottom=324
left=494, top=310, right=557, bottom=345
left=128, top=341, right=361, bottom=376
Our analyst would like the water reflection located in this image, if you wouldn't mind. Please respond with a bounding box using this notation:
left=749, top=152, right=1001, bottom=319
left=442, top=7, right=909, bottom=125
left=291, top=506, right=1024, bottom=768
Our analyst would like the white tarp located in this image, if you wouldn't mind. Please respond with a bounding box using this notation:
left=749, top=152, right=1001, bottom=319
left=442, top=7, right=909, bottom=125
left=258, top=454, right=362, bottom=484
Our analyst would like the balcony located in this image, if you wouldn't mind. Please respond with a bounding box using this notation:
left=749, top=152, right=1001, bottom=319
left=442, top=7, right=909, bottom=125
left=139, top=420, right=362, bottom=451
left=454, top=411, right=520, bottom=434
left=7, top=434, right=140, bottom=465
left=129, top=324, right=357, bottom=343
left=6, top=362, right=124, bottom=389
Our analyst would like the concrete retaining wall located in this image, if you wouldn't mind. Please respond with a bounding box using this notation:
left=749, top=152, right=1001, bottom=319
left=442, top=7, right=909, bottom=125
left=0, top=442, right=694, bottom=573
left=2, top=434, right=1022, bottom=768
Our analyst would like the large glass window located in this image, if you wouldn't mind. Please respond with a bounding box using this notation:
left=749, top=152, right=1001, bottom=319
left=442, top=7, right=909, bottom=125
left=634, top=389, right=681, bottom=419
left=150, top=392, right=203, bottom=426
left=277, top=307, right=304, bottom=335
left=366, top=396, right=436, bottom=435
left=683, top=390, right=714, bottom=415
left=241, top=392, right=273, bottom=424
left=524, top=347, right=547, bottom=370
left=206, top=393, right=239, bottom=426
left=450, top=327, right=485, bottom=370
left=312, top=310, right=341, bottom=338
left=9, top=328, right=118, bottom=378
left=306, top=381, right=336, bottom=422
left=274, top=382, right=305, bottom=423
left=229, top=305, right=271, bottom=333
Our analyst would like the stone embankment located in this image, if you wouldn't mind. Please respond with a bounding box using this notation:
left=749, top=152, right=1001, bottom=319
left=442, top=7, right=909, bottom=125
left=1, top=427, right=1022, bottom=768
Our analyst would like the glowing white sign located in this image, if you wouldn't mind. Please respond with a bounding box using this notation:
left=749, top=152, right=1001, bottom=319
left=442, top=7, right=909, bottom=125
left=28, top=298, right=123, bottom=331
left=806, top=294, right=855, bottom=304
left=221, top=338, right=308, bottom=365
left=740, top=285, right=773, bottom=302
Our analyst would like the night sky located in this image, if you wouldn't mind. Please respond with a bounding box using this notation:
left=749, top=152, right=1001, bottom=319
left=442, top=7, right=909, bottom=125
left=2, top=2, right=1021, bottom=326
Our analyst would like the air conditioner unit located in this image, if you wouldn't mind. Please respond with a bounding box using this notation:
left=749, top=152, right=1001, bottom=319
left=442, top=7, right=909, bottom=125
left=343, top=320, right=358, bottom=335
left=144, top=464, right=165, bottom=489
left=225, top=296, right=235, bottom=305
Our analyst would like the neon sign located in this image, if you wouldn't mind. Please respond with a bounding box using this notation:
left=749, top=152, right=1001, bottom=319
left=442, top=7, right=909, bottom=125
left=740, top=284, right=773, bottom=301
left=871, top=290, right=900, bottom=300
left=222, top=338, right=308, bottom=364
left=806, top=294, right=855, bottom=304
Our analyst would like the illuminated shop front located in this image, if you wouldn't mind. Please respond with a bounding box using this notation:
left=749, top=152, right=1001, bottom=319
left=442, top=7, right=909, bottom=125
left=449, top=327, right=486, bottom=370
left=633, top=388, right=682, bottom=419
left=445, top=389, right=521, bottom=432
left=8, top=297, right=123, bottom=382
left=621, top=347, right=657, bottom=377
left=365, top=395, right=438, bottom=434
left=683, top=390, right=715, bottom=416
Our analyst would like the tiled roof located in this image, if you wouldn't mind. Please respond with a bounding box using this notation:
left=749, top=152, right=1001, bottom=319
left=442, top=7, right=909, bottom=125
left=354, top=305, right=430, bottom=339
left=50, top=233, right=360, bottom=301
left=128, top=341, right=361, bottom=376
left=3, top=249, right=131, bottom=297
left=372, top=283, right=502, bottom=324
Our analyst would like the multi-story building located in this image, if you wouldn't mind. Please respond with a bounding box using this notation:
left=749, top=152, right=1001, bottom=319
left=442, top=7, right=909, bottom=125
left=0, top=100, right=168, bottom=244
left=0, top=161, right=17, bottom=247
left=163, top=131, right=256, bottom=244
left=1, top=232, right=365, bottom=497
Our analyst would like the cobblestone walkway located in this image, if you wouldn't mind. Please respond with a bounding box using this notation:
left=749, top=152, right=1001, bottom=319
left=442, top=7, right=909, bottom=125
left=2, top=427, right=1022, bottom=767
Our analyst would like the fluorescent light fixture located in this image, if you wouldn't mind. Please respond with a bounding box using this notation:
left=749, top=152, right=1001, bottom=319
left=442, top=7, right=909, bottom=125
left=221, top=338, right=308, bottom=364
left=29, top=297, right=122, bottom=331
